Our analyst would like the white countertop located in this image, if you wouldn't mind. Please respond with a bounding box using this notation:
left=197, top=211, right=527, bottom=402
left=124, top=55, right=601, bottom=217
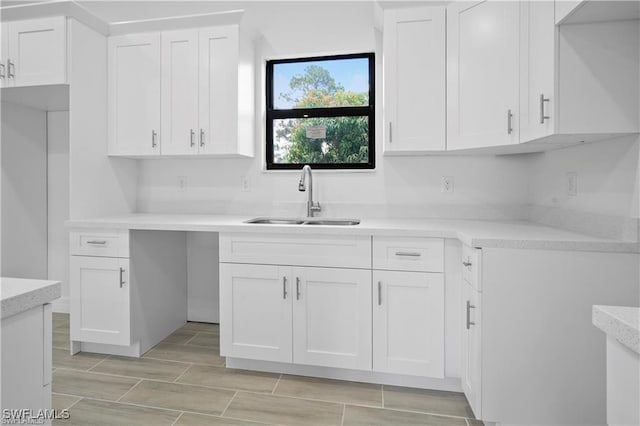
left=593, top=305, right=640, bottom=354
left=66, top=213, right=639, bottom=253
left=1, top=277, right=61, bottom=319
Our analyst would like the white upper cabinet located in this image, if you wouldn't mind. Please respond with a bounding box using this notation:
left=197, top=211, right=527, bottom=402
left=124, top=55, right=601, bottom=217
left=3, top=17, right=67, bottom=88
left=109, top=25, right=254, bottom=158
left=1, top=24, right=8, bottom=88
left=199, top=26, right=242, bottom=156
left=447, top=1, right=520, bottom=150
left=518, top=0, right=555, bottom=143
left=161, top=29, right=199, bottom=155
left=383, top=6, right=446, bottom=153
left=108, top=33, right=161, bottom=156
left=520, top=1, right=639, bottom=143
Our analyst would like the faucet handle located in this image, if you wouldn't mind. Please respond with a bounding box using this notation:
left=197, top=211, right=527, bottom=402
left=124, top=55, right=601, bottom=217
left=311, top=201, right=321, bottom=212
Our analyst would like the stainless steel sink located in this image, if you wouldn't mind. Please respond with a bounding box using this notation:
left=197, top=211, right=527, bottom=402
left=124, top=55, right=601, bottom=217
left=245, top=217, right=360, bottom=226
left=245, top=217, right=305, bottom=225
left=304, top=219, right=361, bottom=226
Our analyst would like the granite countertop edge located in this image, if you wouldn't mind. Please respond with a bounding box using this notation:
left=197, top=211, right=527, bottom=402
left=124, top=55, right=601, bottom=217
left=593, top=305, right=640, bottom=355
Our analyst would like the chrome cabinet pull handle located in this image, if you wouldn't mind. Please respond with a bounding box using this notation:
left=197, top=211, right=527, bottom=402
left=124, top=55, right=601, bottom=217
left=462, top=261, right=472, bottom=267
left=507, top=109, right=513, bottom=135
left=7, top=60, right=14, bottom=78
left=282, top=276, right=287, bottom=300
left=296, top=277, right=301, bottom=300
left=200, top=129, right=205, bottom=147
left=151, top=130, right=158, bottom=148
left=389, top=122, right=393, bottom=143
left=190, top=129, right=195, bottom=147
left=119, top=267, right=125, bottom=288
left=0, top=63, right=5, bottom=79
left=86, top=240, right=107, bottom=245
left=466, top=300, right=476, bottom=330
left=539, top=94, right=550, bottom=124
left=395, top=251, right=421, bottom=257
left=377, top=281, right=382, bottom=306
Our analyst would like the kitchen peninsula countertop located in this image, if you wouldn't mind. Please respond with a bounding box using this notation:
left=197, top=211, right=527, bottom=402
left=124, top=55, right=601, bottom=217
left=593, top=305, right=640, bottom=355
left=1, top=277, right=61, bottom=319
left=65, top=214, right=639, bottom=253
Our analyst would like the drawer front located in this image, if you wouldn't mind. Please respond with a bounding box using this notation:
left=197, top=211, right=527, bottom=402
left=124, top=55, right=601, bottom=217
left=462, top=245, right=482, bottom=291
left=70, top=230, right=129, bottom=258
left=219, top=233, right=371, bottom=269
left=373, top=237, right=444, bottom=272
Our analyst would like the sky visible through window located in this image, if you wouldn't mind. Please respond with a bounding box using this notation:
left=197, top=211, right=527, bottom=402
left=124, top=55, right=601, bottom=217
left=273, top=57, right=370, bottom=109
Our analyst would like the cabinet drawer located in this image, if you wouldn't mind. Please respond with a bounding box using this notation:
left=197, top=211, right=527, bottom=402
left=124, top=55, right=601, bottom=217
left=462, top=245, right=482, bottom=291
left=219, top=233, right=371, bottom=269
left=373, top=237, right=444, bottom=272
left=70, top=230, right=129, bottom=258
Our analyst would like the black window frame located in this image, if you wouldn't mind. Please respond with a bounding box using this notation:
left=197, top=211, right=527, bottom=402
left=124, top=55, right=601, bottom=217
left=265, top=52, right=375, bottom=170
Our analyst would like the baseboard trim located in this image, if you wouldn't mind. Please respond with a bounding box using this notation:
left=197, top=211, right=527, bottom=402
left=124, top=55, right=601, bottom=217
left=226, top=358, right=462, bottom=392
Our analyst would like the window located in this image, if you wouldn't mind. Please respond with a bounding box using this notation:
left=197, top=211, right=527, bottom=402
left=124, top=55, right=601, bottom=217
left=266, top=53, right=375, bottom=170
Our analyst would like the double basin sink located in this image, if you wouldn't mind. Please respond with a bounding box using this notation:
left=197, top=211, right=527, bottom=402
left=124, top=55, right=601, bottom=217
left=246, top=217, right=360, bottom=226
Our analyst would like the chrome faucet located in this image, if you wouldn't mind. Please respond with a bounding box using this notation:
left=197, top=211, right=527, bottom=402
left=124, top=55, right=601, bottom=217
left=298, top=165, right=321, bottom=217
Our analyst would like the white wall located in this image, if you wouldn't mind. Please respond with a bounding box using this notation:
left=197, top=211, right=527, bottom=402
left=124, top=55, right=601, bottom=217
left=47, top=111, right=70, bottom=311
left=1, top=102, right=48, bottom=279
left=137, top=2, right=533, bottom=220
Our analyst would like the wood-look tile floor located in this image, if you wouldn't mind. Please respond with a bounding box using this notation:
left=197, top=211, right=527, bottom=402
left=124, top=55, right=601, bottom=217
left=52, top=313, right=483, bottom=426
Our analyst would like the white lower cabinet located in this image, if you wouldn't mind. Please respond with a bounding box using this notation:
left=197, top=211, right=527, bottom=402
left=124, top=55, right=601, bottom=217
left=70, top=256, right=131, bottom=346
left=461, top=279, right=482, bottom=418
left=293, top=267, right=371, bottom=370
left=220, top=262, right=372, bottom=370
left=373, top=270, right=444, bottom=378
left=219, top=263, right=292, bottom=363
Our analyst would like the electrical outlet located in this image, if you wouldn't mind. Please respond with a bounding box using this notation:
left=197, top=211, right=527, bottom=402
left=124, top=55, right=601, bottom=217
left=242, top=176, right=251, bottom=192
left=441, top=176, right=454, bottom=193
left=177, top=176, right=187, bottom=192
left=566, top=172, right=578, bottom=196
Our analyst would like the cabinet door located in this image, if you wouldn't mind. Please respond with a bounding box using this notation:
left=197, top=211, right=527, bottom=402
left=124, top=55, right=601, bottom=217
left=161, top=29, right=199, bottom=155
left=447, top=0, right=519, bottom=150
left=219, top=263, right=292, bottom=363
left=1, top=24, right=8, bottom=88
left=108, top=33, right=161, bottom=156
left=6, top=17, right=66, bottom=87
left=198, top=26, right=238, bottom=155
left=373, top=271, right=444, bottom=377
left=70, top=256, right=130, bottom=346
left=292, top=267, right=372, bottom=370
left=519, top=1, right=555, bottom=143
left=384, top=7, right=445, bottom=153
left=462, top=281, right=482, bottom=418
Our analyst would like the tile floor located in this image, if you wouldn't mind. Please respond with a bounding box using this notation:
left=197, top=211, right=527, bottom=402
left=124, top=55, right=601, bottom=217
left=51, top=313, right=483, bottom=426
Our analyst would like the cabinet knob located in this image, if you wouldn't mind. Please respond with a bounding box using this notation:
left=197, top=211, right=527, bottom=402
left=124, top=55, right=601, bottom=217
left=7, top=59, right=14, bottom=78
left=119, top=267, right=125, bottom=288
left=462, top=261, right=472, bottom=267
left=296, top=277, right=301, bottom=300
left=0, top=63, right=5, bottom=79
left=151, top=130, right=158, bottom=148
left=282, top=276, right=287, bottom=300
left=190, top=129, right=195, bottom=148
left=466, top=300, right=476, bottom=330
left=200, top=129, right=205, bottom=148
left=507, top=109, right=513, bottom=135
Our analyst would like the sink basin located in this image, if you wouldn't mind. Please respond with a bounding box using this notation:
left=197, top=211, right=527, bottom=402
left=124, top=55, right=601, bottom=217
left=245, top=217, right=305, bottom=225
left=245, top=217, right=360, bottom=226
left=304, top=219, right=361, bottom=226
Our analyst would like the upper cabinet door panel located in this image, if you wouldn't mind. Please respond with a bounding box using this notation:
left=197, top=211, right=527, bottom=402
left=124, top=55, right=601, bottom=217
left=519, top=1, right=555, bottom=143
left=161, top=29, right=199, bottom=155
left=198, top=26, right=238, bottom=155
left=384, top=6, right=446, bottom=153
left=7, top=17, right=67, bottom=87
left=108, top=33, right=161, bottom=156
left=447, top=1, right=519, bottom=150
left=1, top=24, right=9, bottom=88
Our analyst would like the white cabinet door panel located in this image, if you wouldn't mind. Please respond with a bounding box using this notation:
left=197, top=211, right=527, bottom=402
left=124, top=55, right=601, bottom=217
left=447, top=0, right=519, bottom=149
left=198, top=26, right=238, bottom=155
left=373, top=270, right=444, bottom=377
left=7, top=17, right=66, bottom=87
left=292, top=267, right=371, bottom=370
left=108, top=33, right=161, bottom=156
left=161, top=29, right=199, bottom=155
left=462, top=280, right=482, bottom=418
left=220, top=263, right=292, bottom=363
left=70, top=256, right=131, bottom=346
left=1, top=24, right=9, bottom=88
left=384, top=6, right=446, bottom=152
